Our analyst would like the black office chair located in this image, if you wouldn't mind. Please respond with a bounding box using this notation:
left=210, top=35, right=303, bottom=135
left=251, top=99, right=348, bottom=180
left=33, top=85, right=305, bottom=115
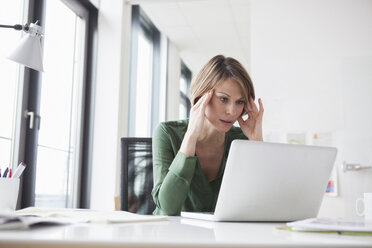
left=120, top=137, right=156, bottom=214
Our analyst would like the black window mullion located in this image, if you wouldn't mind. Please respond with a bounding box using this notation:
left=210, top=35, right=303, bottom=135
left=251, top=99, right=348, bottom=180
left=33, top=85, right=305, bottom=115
left=20, top=0, right=46, bottom=208
left=78, top=1, right=98, bottom=209
left=180, top=62, right=192, bottom=118
left=150, top=23, right=161, bottom=136
left=128, top=5, right=140, bottom=136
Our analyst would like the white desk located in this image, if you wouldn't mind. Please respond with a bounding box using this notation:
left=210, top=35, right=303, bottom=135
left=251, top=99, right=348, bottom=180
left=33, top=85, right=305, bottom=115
left=0, top=217, right=371, bottom=248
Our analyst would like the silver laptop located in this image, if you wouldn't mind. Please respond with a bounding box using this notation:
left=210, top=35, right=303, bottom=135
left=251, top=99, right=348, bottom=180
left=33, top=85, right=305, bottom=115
left=181, top=140, right=337, bottom=222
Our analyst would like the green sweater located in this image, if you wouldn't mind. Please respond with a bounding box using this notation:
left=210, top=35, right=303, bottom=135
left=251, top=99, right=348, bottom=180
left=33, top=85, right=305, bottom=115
left=151, top=119, right=247, bottom=216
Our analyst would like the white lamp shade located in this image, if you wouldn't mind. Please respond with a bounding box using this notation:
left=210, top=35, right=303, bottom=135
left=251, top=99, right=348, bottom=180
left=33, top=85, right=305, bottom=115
left=7, top=24, right=44, bottom=72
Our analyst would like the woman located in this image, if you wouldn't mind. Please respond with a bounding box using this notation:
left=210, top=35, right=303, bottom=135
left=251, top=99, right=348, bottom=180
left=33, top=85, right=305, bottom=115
left=152, top=55, right=264, bottom=216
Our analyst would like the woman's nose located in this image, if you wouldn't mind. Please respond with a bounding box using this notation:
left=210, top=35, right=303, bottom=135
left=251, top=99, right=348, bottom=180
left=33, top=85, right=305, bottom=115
left=226, top=104, right=237, bottom=115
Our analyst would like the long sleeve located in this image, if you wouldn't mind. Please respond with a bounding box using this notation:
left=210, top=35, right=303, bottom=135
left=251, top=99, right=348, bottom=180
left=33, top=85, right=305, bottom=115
left=151, top=123, right=197, bottom=216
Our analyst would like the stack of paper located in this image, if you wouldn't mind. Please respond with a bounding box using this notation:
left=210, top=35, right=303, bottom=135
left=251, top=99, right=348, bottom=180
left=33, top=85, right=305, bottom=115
left=16, top=207, right=168, bottom=224
left=284, top=218, right=372, bottom=235
left=0, top=207, right=167, bottom=230
left=0, top=211, right=82, bottom=230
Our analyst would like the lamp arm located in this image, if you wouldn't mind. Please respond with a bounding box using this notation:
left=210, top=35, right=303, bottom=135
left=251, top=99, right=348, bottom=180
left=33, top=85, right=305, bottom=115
left=0, top=24, right=29, bottom=31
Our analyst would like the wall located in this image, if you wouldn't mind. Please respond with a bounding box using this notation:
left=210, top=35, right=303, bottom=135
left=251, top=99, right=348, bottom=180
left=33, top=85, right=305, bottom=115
left=250, top=0, right=372, bottom=218
left=90, top=0, right=131, bottom=210
left=166, top=42, right=181, bottom=121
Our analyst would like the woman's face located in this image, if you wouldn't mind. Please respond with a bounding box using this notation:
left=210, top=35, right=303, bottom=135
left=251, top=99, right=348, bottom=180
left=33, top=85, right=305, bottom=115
left=205, top=79, right=246, bottom=132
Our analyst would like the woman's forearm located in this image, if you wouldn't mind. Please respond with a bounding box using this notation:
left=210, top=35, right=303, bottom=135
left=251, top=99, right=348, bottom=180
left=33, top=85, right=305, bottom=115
left=152, top=152, right=197, bottom=215
left=179, top=131, right=198, bottom=156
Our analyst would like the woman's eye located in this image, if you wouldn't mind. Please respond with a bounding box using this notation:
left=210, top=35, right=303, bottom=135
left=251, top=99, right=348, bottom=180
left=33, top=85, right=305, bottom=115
left=237, top=100, right=245, bottom=105
left=219, top=97, right=228, bottom=103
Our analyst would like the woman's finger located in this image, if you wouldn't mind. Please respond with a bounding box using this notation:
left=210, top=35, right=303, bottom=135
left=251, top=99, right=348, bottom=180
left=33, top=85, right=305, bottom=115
left=250, top=97, right=259, bottom=113
left=245, top=99, right=253, bottom=113
left=237, top=116, right=245, bottom=126
left=193, top=92, right=209, bottom=109
left=258, top=98, right=264, bottom=115
left=200, top=90, right=213, bottom=110
left=245, top=98, right=257, bottom=118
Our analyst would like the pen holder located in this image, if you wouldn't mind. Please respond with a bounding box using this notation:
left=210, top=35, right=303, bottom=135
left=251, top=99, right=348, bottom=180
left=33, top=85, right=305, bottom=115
left=0, top=178, right=20, bottom=212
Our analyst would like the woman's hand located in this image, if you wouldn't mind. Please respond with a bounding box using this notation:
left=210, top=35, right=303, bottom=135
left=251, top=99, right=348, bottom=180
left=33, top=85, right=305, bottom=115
left=238, top=98, right=264, bottom=141
left=180, top=90, right=213, bottom=156
left=187, top=90, right=213, bottom=138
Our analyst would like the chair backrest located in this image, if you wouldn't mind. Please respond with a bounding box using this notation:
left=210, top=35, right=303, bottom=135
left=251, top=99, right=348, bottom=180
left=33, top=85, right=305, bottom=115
left=120, top=137, right=155, bottom=214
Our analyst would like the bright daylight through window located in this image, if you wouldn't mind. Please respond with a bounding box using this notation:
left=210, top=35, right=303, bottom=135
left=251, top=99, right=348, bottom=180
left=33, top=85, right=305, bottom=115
left=0, top=1, right=23, bottom=170
left=34, top=1, right=85, bottom=208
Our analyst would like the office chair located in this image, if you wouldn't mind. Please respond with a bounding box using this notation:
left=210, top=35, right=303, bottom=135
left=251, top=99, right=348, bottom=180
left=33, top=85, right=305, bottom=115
left=120, top=137, right=156, bottom=214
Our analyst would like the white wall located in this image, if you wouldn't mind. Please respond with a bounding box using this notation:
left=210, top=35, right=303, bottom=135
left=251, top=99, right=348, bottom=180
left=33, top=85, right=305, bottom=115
left=340, top=56, right=372, bottom=218
left=90, top=1, right=131, bottom=210
left=166, top=42, right=181, bottom=121
left=250, top=0, right=372, bottom=218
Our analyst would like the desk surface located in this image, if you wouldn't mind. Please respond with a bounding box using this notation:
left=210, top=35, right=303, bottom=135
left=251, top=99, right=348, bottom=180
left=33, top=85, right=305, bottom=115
left=0, top=217, right=371, bottom=248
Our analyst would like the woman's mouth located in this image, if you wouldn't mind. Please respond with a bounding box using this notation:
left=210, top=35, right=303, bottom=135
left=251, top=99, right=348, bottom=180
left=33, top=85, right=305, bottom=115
left=220, top=119, right=233, bottom=126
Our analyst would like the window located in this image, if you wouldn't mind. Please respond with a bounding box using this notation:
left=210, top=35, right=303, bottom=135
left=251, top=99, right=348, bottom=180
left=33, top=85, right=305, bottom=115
left=34, top=0, right=87, bottom=208
left=133, top=26, right=153, bottom=137
left=128, top=6, right=164, bottom=137
left=0, top=0, right=24, bottom=173
left=179, top=62, right=192, bottom=119
left=1, top=0, right=97, bottom=209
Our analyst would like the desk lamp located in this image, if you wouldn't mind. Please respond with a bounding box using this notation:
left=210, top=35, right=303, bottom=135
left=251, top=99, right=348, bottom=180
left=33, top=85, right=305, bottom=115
left=0, top=21, right=44, bottom=72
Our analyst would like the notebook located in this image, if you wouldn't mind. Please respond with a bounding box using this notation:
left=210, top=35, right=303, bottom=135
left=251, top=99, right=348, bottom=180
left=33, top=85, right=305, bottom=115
left=181, top=140, right=337, bottom=222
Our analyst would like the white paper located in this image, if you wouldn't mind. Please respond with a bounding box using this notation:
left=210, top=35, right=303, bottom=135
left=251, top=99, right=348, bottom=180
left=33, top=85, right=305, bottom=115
left=0, top=211, right=82, bottom=230
left=16, top=207, right=168, bottom=224
left=287, top=218, right=372, bottom=232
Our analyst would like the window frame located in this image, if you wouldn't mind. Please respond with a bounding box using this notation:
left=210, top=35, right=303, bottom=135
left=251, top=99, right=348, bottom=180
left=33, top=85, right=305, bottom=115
left=128, top=5, right=161, bottom=137
left=16, top=0, right=97, bottom=209
left=179, top=62, right=192, bottom=119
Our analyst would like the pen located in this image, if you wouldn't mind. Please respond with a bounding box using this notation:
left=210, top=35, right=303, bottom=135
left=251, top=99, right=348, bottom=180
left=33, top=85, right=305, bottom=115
left=3, top=167, right=8, bottom=177
left=8, top=168, right=12, bottom=178
left=12, top=162, right=27, bottom=178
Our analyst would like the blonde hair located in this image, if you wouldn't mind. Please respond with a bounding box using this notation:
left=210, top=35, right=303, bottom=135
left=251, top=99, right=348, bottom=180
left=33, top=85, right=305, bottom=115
left=190, top=55, right=255, bottom=111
